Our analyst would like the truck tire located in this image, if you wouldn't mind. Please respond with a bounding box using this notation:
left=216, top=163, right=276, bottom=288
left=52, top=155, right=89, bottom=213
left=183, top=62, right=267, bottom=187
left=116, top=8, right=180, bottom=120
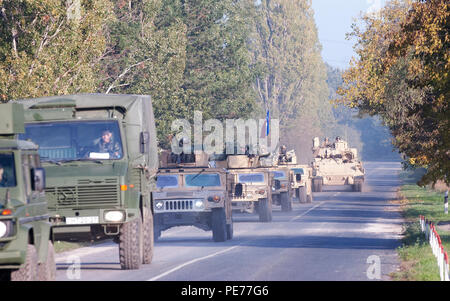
left=37, top=241, right=56, bottom=281
left=307, top=193, right=313, bottom=203
left=353, top=179, right=364, bottom=192
left=258, top=198, right=272, bottom=223
left=226, top=222, right=234, bottom=240
left=142, top=207, right=154, bottom=264
left=211, top=208, right=227, bottom=242
left=11, top=244, right=38, bottom=281
left=280, top=192, right=292, bottom=212
left=313, top=178, right=323, bottom=192
left=119, top=217, right=143, bottom=270
left=298, top=186, right=307, bottom=204
left=153, top=214, right=162, bottom=241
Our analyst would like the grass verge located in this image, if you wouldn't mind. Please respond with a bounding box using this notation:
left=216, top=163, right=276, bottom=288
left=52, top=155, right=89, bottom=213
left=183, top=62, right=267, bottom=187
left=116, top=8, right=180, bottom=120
left=391, top=168, right=450, bottom=281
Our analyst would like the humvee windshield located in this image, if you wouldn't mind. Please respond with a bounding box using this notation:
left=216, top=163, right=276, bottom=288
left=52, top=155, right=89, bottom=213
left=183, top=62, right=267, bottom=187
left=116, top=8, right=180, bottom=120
left=0, top=153, right=16, bottom=188
left=157, top=175, right=179, bottom=188
left=185, top=174, right=221, bottom=187
left=292, top=168, right=304, bottom=175
left=20, top=121, right=123, bottom=161
left=238, top=173, right=265, bottom=183
left=273, top=171, right=286, bottom=180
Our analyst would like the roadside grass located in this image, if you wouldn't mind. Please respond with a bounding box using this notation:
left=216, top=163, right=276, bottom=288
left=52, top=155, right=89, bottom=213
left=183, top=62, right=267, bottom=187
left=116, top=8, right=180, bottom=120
left=391, top=168, right=450, bottom=281
left=54, top=241, right=93, bottom=253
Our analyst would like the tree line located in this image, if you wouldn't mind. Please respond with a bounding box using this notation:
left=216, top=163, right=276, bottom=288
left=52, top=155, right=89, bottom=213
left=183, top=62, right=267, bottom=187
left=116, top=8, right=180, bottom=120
left=337, top=0, right=448, bottom=185
left=1, top=0, right=418, bottom=177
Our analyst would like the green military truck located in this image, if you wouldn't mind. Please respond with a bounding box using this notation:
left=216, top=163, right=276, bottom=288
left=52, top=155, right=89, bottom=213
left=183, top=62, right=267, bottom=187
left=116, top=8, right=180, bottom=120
left=153, top=150, right=233, bottom=242
left=0, top=103, right=55, bottom=281
left=14, top=94, right=159, bottom=270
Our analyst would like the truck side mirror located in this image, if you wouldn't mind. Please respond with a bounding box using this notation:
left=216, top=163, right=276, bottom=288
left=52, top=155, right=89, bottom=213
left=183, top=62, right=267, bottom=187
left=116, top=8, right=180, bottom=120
left=31, top=168, right=46, bottom=192
left=140, top=131, right=150, bottom=154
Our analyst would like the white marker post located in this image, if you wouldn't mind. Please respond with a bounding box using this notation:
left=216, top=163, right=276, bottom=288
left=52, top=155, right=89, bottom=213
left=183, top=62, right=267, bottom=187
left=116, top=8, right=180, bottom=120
left=445, top=190, right=448, bottom=215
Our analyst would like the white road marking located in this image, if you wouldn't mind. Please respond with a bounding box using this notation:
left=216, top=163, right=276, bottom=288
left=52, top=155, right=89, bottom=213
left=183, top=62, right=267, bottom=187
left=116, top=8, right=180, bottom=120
left=289, top=201, right=325, bottom=222
left=147, top=245, right=241, bottom=281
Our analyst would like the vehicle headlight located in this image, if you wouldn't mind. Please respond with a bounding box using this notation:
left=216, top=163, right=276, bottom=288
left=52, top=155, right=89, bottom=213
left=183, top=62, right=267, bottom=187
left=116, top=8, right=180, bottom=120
left=194, top=200, right=205, bottom=210
left=155, top=200, right=164, bottom=210
left=0, top=220, right=12, bottom=238
left=104, top=211, right=125, bottom=223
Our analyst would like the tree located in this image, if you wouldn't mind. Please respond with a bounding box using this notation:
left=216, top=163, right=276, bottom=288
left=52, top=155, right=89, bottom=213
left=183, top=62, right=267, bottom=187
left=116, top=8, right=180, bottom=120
left=0, top=0, right=113, bottom=101
left=337, top=0, right=449, bottom=185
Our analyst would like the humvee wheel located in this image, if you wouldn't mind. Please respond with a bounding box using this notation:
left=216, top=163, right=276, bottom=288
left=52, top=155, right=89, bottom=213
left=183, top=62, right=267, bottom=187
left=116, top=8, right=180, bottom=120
left=258, top=198, right=272, bottom=223
left=119, top=217, right=143, bottom=270
left=142, top=207, right=154, bottom=264
left=212, top=208, right=227, bottom=242
left=307, top=193, right=313, bottom=203
left=280, top=192, right=292, bottom=212
left=312, top=178, right=323, bottom=192
left=11, top=244, right=38, bottom=281
left=38, top=241, right=56, bottom=281
left=298, top=186, right=307, bottom=204
left=353, top=179, right=364, bottom=192
left=226, top=221, right=234, bottom=240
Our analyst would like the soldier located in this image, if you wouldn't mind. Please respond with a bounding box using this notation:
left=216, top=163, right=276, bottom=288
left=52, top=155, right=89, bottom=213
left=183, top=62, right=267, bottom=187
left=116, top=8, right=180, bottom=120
left=278, top=145, right=288, bottom=163
left=94, top=129, right=122, bottom=159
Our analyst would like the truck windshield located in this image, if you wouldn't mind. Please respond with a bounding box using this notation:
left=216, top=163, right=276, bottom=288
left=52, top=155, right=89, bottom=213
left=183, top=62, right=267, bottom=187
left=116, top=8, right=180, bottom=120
left=157, top=175, right=179, bottom=188
left=185, top=174, right=221, bottom=187
left=0, top=153, right=16, bottom=188
left=19, top=121, right=123, bottom=161
left=273, top=171, right=286, bottom=180
left=238, top=173, right=265, bottom=183
left=292, top=168, right=304, bottom=175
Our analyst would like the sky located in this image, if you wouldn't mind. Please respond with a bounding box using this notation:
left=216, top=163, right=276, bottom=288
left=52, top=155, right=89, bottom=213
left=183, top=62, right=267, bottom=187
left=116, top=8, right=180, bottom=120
left=311, top=0, right=387, bottom=70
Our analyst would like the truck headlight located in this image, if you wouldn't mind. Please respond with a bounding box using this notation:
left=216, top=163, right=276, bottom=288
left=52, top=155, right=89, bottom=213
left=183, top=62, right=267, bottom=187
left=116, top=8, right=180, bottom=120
left=194, top=200, right=205, bottom=210
left=155, top=200, right=164, bottom=210
left=0, top=220, right=12, bottom=238
left=104, top=211, right=125, bottom=223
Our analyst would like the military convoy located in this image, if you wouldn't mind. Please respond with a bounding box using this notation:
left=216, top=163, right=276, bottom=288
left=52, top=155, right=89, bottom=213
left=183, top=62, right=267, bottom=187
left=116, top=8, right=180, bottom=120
left=16, top=94, right=159, bottom=270
left=311, top=137, right=365, bottom=192
left=0, top=103, right=55, bottom=281
left=154, top=150, right=233, bottom=242
left=0, top=92, right=367, bottom=281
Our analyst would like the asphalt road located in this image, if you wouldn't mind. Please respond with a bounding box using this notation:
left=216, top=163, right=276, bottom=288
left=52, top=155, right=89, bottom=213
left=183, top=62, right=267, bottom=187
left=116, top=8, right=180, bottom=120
left=55, top=161, right=403, bottom=281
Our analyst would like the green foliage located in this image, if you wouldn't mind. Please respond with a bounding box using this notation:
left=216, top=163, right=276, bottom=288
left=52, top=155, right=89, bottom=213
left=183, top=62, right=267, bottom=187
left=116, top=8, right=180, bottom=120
left=0, top=0, right=113, bottom=101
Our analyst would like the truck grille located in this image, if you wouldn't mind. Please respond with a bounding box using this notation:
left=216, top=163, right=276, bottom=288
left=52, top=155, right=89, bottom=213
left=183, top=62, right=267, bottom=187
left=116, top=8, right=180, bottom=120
left=46, top=181, right=119, bottom=209
left=161, top=199, right=202, bottom=212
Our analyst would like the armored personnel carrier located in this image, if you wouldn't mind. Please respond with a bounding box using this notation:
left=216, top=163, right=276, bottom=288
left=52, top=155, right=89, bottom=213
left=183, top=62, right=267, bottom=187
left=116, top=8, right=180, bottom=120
left=311, top=137, right=365, bottom=192
left=154, top=150, right=233, bottom=242
left=214, top=150, right=274, bottom=223
left=0, top=103, right=55, bottom=281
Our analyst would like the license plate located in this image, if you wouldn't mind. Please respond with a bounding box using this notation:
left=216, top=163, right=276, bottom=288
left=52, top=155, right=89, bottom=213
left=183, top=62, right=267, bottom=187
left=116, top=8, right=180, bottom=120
left=66, top=216, right=99, bottom=225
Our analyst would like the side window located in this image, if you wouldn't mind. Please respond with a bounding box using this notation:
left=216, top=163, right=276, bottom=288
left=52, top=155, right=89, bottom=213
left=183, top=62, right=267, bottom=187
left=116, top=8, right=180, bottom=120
left=21, top=154, right=32, bottom=199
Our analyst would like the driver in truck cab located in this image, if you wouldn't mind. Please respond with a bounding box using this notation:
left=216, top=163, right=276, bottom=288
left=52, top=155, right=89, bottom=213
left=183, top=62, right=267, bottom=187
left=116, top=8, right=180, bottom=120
left=93, top=129, right=122, bottom=159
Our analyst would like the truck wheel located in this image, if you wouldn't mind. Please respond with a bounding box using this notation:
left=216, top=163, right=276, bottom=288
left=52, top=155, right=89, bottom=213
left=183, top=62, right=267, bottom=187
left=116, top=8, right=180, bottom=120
left=280, top=192, right=292, bottom=212
left=353, top=179, right=364, bottom=192
left=298, top=186, right=307, bottom=204
left=153, top=214, right=162, bottom=241
left=226, top=221, right=234, bottom=240
left=11, top=244, right=38, bottom=281
left=119, top=217, right=143, bottom=270
left=307, top=193, right=313, bottom=203
left=37, top=241, right=56, bottom=281
left=142, top=207, right=154, bottom=264
left=212, top=208, right=227, bottom=242
left=313, top=178, right=323, bottom=192
left=258, top=198, right=272, bottom=223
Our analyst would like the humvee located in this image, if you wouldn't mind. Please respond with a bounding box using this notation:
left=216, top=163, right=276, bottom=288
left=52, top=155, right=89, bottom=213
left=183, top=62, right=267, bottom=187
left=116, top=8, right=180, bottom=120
left=270, top=166, right=293, bottom=212
left=216, top=154, right=274, bottom=223
left=277, top=148, right=313, bottom=204
left=15, top=94, right=159, bottom=270
left=153, top=150, right=233, bottom=242
left=311, top=137, right=365, bottom=192
left=0, top=103, right=55, bottom=281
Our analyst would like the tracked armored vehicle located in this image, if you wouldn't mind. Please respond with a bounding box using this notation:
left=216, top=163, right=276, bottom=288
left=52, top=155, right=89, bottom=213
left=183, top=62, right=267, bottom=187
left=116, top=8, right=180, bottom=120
left=154, top=150, right=233, bottom=242
left=0, top=103, right=55, bottom=281
left=311, top=137, right=365, bottom=192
